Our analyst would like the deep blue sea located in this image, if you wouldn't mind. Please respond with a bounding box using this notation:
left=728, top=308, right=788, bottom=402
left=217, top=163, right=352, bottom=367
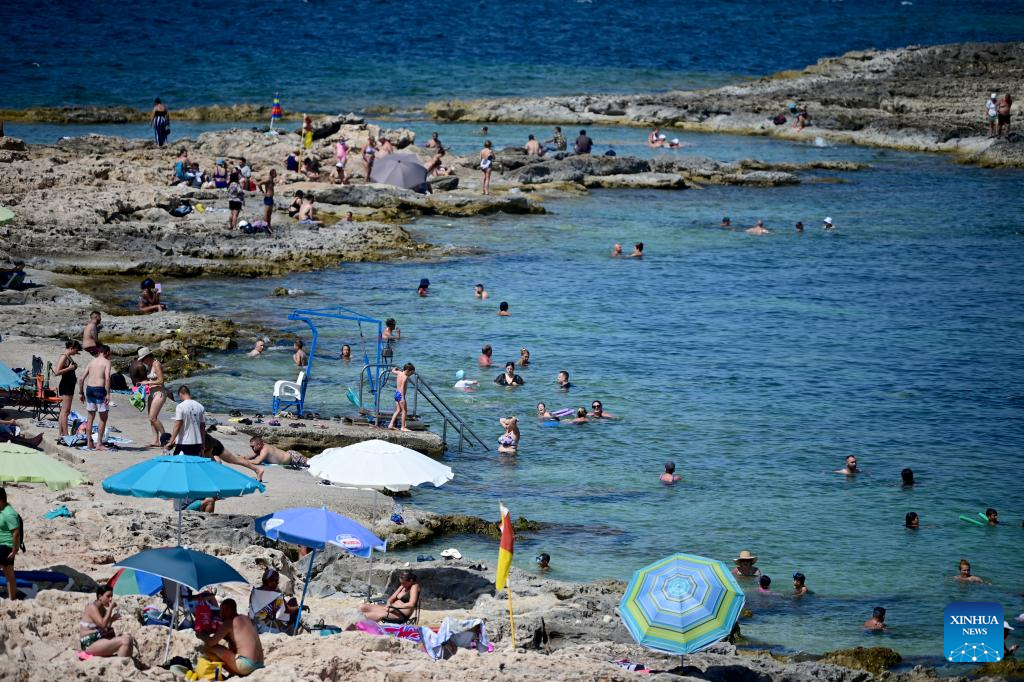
left=4, top=0, right=1024, bottom=666
left=2, top=0, right=1024, bottom=110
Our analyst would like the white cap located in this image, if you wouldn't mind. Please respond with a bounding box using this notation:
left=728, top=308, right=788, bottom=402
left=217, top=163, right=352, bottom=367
left=658, top=134, right=667, bottom=140
left=671, top=138, right=680, bottom=144
left=824, top=217, right=833, bottom=224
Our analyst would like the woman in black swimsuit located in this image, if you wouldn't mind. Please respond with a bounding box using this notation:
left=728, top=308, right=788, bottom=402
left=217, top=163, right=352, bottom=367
left=494, top=362, right=524, bottom=386
left=358, top=571, right=420, bottom=624
left=54, top=339, right=82, bottom=437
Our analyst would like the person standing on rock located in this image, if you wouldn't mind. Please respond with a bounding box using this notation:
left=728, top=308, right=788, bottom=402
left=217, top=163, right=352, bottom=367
left=334, top=139, right=348, bottom=184
left=79, top=345, right=112, bottom=451
left=574, top=129, right=594, bottom=155
left=997, top=92, right=1013, bottom=139
left=480, top=140, right=495, bottom=195
left=82, top=310, right=102, bottom=356
left=363, top=137, right=377, bottom=183
left=228, top=172, right=245, bottom=231
left=987, top=93, right=999, bottom=138
left=151, top=98, right=170, bottom=147
left=258, top=169, right=277, bottom=236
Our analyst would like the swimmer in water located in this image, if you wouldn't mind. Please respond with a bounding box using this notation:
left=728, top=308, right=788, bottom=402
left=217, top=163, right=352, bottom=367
left=757, top=575, right=772, bottom=594
left=720, top=217, right=732, bottom=229
left=733, top=551, right=761, bottom=578
left=536, top=553, right=551, bottom=571
left=340, top=344, right=351, bottom=361
left=589, top=400, right=617, bottom=419
left=518, top=347, right=530, bottom=366
left=498, top=416, right=520, bottom=453
left=792, top=572, right=809, bottom=596
left=248, top=339, right=266, bottom=357
left=453, top=370, right=478, bottom=390
left=954, top=559, right=984, bottom=583
left=557, top=370, right=572, bottom=390
left=382, top=318, right=401, bottom=341
left=901, top=468, right=914, bottom=487
left=905, top=512, right=919, bottom=529
left=629, top=242, right=644, bottom=258
left=571, top=407, right=589, bottom=424
left=479, top=345, right=493, bottom=367
left=985, top=507, right=999, bottom=525
left=611, top=243, right=623, bottom=257
left=836, top=455, right=859, bottom=476
left=660, top=461, right=681, bottom=484
left=863, top=607, right=887, bottom=631
left=746, top=219, right=770, bottom=236
left=498, top=301, right=510, bottom=316
left=474, top=283, right=489, bottom=299
left=537, top=402, right=555, bottom=419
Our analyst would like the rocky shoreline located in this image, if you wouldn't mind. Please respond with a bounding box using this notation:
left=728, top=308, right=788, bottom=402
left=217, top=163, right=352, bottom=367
left=425, top=42, right=1024, bottom=168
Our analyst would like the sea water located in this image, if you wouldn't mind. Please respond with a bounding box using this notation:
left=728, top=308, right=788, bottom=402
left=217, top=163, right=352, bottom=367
left=124, top=123, right=1024, bottom=661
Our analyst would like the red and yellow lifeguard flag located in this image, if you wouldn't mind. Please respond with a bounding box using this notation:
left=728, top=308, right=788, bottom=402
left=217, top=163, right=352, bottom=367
left=495, top=502, right=514, bottom=591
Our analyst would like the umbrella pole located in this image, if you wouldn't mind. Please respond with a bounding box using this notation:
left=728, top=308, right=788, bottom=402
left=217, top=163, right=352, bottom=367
left=178, top=507, right=182, bottom=545
left=296, top=549, right=316, bottom=633
left=164, top=583, right=180, bottom=663
left=366, top=552, right=373, bottom=601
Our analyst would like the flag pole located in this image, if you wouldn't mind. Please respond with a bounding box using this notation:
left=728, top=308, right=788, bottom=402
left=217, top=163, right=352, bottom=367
left=506, top=579, right=517, bottom=647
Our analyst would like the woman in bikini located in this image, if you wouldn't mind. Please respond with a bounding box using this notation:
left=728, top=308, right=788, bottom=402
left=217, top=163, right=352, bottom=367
left=498, top=416, right=520, bottom=453
left=138, top=347, right=166, bottom=447
left=362, top=137, right=377, bottom=183
left=480, top=140, right=495, bottom=195
left=79, top=584, right=135, bottom=657
left=358, top=571, right=420, bottom=623
left=54, top=339, right=81, bottom=438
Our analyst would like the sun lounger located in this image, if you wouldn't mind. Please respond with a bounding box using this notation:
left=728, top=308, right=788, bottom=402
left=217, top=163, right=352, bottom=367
left=0, top=570, right=73, bottom=598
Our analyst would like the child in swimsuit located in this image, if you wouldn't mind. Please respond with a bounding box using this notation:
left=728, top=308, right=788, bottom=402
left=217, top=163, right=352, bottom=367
left=388, top=363, right=415, bottom=431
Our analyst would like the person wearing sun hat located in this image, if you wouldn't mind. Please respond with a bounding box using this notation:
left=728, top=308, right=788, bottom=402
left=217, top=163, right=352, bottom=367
left=823, top=216, right=835, bottom=231
left=732, top=550, right=761, bottom=578
left=137, top=346, right=167, bottom=448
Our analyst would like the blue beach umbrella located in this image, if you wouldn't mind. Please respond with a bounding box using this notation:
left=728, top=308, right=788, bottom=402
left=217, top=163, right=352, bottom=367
left=619, top=552, right=745, bottom=657
left=255, top=507, right=386, bottom=630
left=103, top=455, right=265, bottom=543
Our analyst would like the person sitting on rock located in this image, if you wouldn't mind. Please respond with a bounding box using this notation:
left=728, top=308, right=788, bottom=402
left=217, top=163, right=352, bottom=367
left=285, top=151, right=300, bottom=173
left=379, top=137, right=395, bottom=156
left=301, top=157, right=320, bottom=181
left=173, top=149, right=190, bottom=185
left=358, top=571, right=420, bottom=624
left=138, top=278, right=167, bottom=313
left=525, top=134, right=544, bottom=157
left=425, top=147, right=447, bottom=176
left=296, top=193, right=321, bottom=224
left=287, top=191, right=305, bottom=218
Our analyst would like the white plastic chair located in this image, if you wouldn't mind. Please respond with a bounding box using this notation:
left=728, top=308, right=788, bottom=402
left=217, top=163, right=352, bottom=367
left=273, top=371, right=306, bottom=414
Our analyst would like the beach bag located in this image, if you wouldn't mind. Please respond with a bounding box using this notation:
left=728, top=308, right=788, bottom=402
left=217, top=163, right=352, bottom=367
left=170, top=204, right=193, bottom=217
left=773, top=114, right=787, bottom=125
left=191, top=657, right=225, bottom=680
left=128, top=384, right=149, bottom=412
left=110, top=373, right=129, bottom=392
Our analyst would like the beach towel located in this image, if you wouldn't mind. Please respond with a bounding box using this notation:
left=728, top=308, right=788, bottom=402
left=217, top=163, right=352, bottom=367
left=129, top=384, right=149, bottom=412
left=420, top=617, right=492, bottom=661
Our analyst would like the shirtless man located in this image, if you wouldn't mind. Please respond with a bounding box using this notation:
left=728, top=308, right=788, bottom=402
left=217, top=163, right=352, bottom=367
left=248, top=339, right=266, bottom=357
left=425, top=132, right=444, bottom=151
left=746, top=219, right=770, bottom=236
left=79, top=345, right=112, bottom=450
left=525, top=134, right=544, bottom=156
left=258, top=169, right=276, bottom=235
left=611, top=243, right=623, bottom=257
left=720, top=217, right=732, bottom=229
left=296, top=193, right=319, bottom=222
left=247, top=436, right=307, bottom=468
left=836, top=455, right=859, bottom=476
left=204, top=435, right=265, bottom=481
left=660, top=461, right=681, bottom=484
left=82, top=311, right=102, bottom=356
left=996, top=92, right=1013, bottom=139
left=479, top=345, right=493, bottom=367
left=388, top=363, right=415, bottom=431
left=863, top=607, right=887, bottom=631
left=292, top=340, right=307, bottom=368
left=196, top=599, right=264, bottom=677
left=474, top=283, right=489, bottom=299
left=955, top=559, right=984, bottom=583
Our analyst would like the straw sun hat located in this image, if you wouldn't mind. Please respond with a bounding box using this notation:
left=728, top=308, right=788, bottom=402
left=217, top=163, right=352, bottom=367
left=137, top=346, right=154, bottom=360
left=734, top=550, right=758, bottom=564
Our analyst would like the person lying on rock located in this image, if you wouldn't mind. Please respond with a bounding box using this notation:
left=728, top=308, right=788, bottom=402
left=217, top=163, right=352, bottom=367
left=0, top=412, right=44, bottom=449
left=247, top=436, right=308, bottom=468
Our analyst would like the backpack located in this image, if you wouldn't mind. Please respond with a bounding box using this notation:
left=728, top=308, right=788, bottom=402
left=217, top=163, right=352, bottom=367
left=772, top=114, right=787, bottom=125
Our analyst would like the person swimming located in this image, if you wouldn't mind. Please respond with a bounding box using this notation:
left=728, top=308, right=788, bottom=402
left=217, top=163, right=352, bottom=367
left=570, top=407, right=589, bottom=424
left=758, top=575, right=772, bottom=594
left=863, top=606, right=887, bottom=631
left=660, top=461, right=681, bottom=484
left=901, top=468, right=914, bottom=487
left=905, top=512, right=919, bottom=529
left=537, top=402, right=555, bottom=419
left=498, top=416, right=520, bottom=453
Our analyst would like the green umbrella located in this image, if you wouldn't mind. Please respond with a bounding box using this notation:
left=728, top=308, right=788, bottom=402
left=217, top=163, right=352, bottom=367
left=0, top=443, right=89, bottom=490
left=0, top=207, right=14, bottom=225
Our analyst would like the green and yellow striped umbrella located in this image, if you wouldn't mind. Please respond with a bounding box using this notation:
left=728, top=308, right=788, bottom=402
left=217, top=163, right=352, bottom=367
left=619, top=552, right=745, bottom=655
left=0, top=443, right=89, bottom=490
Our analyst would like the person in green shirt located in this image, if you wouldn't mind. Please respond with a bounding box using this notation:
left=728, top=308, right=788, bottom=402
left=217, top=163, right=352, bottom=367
left=0, top=487, right=22, bottom=600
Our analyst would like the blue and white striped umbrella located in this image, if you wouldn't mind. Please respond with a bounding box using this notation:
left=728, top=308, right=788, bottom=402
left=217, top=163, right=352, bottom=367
left=619, top=552, right=745, bottom=655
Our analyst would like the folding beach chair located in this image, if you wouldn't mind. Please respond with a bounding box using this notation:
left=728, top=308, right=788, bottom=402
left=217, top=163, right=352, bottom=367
left=32, top=374, right=61, bottom=421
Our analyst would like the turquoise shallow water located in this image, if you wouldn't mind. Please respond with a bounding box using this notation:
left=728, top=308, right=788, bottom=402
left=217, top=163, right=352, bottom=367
left=117, top=123, right=1024, bottom=660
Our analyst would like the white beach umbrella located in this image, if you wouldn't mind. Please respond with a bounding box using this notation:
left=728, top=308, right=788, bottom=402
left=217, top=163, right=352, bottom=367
left=307, top=439, right=453, bottom=492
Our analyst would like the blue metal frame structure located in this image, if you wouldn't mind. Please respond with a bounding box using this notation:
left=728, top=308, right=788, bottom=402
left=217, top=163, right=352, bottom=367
left=275, top=306, right=383, bottom=416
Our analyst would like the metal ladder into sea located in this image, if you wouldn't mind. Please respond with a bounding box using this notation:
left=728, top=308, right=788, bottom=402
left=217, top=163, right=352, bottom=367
left=356, top=363, right=489, bottom=453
